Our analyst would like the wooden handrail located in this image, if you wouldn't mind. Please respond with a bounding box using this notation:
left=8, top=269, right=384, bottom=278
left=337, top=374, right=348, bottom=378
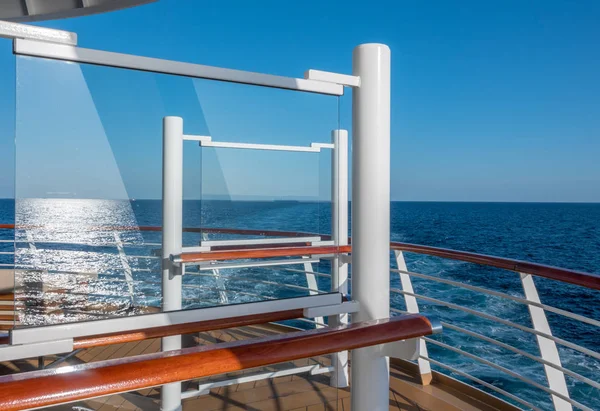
left=390, top=242, right=600, bottom=291
left=3, top=223, right=598, bottom=289
left=0, top=314, right=436, bottom=411
left=176, top=245, right=352, bottom=263
left=72, top=308, right=304, bottom=349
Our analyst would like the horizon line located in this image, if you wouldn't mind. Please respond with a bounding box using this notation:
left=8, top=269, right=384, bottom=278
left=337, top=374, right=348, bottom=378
left=1, top=198, right=599, bottom=205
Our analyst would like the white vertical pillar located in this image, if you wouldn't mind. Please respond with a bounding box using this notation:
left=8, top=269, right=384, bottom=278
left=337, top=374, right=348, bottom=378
left=330, top=129, right=349, bottom=387
left=161, top=116, right=184, bottom=411
left=351, top=44, right=391, bottom=411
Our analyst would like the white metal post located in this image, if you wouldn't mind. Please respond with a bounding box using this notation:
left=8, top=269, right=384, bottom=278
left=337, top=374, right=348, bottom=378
left=351, top=43, right=391, bottom=411
left=394, top=250, right=433, bottom=385
left=303, top=257, right=324, bottom=327
left=520, top=273, right=571, bottom=411
left=161, top=116, right=184, bottom=411
left=330, top=129, right=349, bottom=387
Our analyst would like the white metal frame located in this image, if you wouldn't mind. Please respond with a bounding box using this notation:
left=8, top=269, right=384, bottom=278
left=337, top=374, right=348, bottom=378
left=8, top=293, right=341, bottom=346
left=13, top=39, right=343, bottom=96
left=199, top=237, right=322, bottom=247
left=5, top=26, right=404, bottom=410
left=162, top=116, right=185, bottom=410
left=0, top=20, right=77, bottom=45
left=164, top=114, right=353, bottom=409
left=329, top=129, right=350, bottom=387
left=183, top=135, right=335, bottom=152
left=183, top=364, right=335, bottom=399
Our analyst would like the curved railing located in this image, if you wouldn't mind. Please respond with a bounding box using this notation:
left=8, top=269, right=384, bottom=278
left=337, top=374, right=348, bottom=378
left=1, top=223, right=599, bottom=410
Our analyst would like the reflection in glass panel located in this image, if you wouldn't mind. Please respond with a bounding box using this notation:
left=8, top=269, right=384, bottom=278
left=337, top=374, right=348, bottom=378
left=14, top=55, right=339, bottom=327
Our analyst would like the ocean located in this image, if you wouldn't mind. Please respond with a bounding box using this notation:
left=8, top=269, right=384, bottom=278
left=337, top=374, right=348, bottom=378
left=0, top=199, right=598, bottom=410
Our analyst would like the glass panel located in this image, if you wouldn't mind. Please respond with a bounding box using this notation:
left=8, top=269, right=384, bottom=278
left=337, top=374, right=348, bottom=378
left=14, top=55, right=339, bottom=327
left=0, top=40, right=15, bottom=331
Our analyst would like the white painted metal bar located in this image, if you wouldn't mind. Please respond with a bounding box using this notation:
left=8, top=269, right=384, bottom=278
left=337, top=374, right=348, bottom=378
left=181, top=246, right=211, bottom=253
left=303, top=257, right=324, bottom=327
left=196, top=138, right=334, bottom=153
left=310, top=240, right=335, bottom=246
left=304, top=69, right=361, bottom=87
left=393, top=251, right=432, bottom=385
left=303, top=301, right=360, bottom=318
left=391, top=268, right=600, bottom=328
left=0, top=20, right=77, bottom=45
left=10, top=293, right=341, bottom=345
left=424, top=338, right=591, bottom=411
left=0, top=339, right=74, bottom=362
left=6, top=239, right=161, bottom=247
left=14, top=39, right=344, bottom=96
left=520, top=273, right=572, bottom=411
left=425, top=357, right=544, bottom=411
left=192, top=257, right=320, bottom=270
left=392, top=289, right=600, bottom=360
left=351, top=43, right=391, bottom=411
left=182, top=364, right=334, bottom=399
left=200, top=236, right=321, bottom=247
left=161, top=116, right=184, bottom=410
left=330, top=129, right=350, bottom=388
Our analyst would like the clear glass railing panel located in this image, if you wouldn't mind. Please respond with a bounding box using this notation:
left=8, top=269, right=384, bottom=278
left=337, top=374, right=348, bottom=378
left=15, top=54, right=339, bottom=327
left=14, top=55, right=203, bottom=326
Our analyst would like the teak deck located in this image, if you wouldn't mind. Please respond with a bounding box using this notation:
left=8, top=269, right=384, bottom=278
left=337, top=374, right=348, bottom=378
left=0, top=324, right=515, bottom=411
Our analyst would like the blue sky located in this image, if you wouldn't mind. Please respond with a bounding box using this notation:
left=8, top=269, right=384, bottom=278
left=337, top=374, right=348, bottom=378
left=1, top=0, right=599, bottom=201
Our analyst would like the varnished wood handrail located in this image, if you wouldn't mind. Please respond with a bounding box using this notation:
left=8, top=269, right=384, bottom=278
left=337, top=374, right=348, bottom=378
left=176, top=245, right=352, bottom=263
left=2, top=223, right=598, bottom=290
left=0, top=314, right=436, bottom=411
left=389, top=241, right=600, bottom=291
left=72, top=308, right=304, bottom=349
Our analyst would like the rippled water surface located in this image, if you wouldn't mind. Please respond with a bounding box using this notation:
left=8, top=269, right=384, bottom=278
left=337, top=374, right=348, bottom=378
left=0, top=199, right=598, bottom=410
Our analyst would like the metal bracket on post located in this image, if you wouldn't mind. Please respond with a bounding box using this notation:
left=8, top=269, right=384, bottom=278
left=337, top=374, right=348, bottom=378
left=303, top=301, right=359, bottom=318
left=379, top=338, right=419, bottom=360
left=304, top=69, right=361, bottom=88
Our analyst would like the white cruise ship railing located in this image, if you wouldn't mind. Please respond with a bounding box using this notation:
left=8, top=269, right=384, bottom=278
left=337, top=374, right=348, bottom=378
left=1, top=224, right=598, bottom=410
left=391, top=242, right=599, bottom=411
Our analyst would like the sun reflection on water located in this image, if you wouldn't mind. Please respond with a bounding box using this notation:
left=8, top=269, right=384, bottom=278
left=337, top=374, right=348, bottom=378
left=14, top=198, right=159, bottom=326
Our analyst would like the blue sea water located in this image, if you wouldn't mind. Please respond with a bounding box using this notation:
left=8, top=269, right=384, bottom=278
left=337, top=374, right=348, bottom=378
left=0, top=199, right=598, bottom=410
